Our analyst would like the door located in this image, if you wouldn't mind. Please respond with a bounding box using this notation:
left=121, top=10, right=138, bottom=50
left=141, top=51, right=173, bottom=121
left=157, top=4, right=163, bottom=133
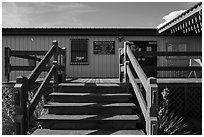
left=129, top=41, right=157, bottom=78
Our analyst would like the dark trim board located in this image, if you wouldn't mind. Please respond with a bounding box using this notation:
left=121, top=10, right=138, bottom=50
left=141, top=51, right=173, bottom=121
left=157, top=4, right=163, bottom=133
left=3, top=28, right=201, bottom=36
left=2, top=28, right=158, bottom=36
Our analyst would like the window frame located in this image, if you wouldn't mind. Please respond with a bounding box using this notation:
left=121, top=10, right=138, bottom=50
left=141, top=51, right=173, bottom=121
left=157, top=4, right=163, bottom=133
left=70, top=38, right=89, bottom=65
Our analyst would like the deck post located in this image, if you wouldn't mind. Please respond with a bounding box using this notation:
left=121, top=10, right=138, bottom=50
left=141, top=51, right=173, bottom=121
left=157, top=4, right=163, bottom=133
left=14, top=76, right=28, bottom=135
left=125, top=61, right=130, bottom=91
left=62, top=47, right=67, bottom=82
left=5, top=47, right=11, bottom=82
left=124, top=41, right=128, bottom=83
left=53, top=40, right=59, bottom=92
left=146, top=77, right=158, bottom=135
left=118, top=48, right=123, bottom=83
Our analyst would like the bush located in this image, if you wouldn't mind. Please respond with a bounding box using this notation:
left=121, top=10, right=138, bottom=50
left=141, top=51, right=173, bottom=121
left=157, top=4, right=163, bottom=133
left=2, top=86, right=49, bottom=135
left=158, top=88, right=200, bottom=135
left=2, top=87, right=15, bottom=135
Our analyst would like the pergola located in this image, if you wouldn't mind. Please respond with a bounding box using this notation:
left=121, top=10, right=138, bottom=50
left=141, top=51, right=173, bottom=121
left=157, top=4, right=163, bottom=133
left=158, top=2, right=202, bottom=35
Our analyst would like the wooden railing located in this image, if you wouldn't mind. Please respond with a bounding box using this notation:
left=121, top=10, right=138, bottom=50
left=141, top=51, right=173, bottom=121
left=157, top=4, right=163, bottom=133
left=5, top=44, right=67, bottom=82
left=119, top=41, right=202, bottom=134
left=119, top=41, right=158, bottom=135
left=13, top=40, right=66, bottom=134
left=132, top=51, right=202, bottom=72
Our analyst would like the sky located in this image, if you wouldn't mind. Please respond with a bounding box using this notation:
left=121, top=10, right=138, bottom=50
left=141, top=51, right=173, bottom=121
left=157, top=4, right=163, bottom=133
left=2, top=2, right=199, bottom=28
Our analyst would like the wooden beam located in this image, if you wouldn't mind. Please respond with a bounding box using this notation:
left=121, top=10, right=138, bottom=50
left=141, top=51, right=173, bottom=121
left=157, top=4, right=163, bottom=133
left=133, top=51, right=202, bottom=57
left=14, top=76, right=28, bottom=134
left=5, top=47, right=11, bottom=82
left=10, top=66, right=51, bottom=71
left=143, top=66, right=202, bottom=71
left=12, top=55, right=42, bottom=61
left=11, top=50, right=47, bottom=56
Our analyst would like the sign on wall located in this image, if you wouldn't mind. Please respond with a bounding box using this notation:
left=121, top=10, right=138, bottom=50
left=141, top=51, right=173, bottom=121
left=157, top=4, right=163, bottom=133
left=93, top=41, right=115, bottom=54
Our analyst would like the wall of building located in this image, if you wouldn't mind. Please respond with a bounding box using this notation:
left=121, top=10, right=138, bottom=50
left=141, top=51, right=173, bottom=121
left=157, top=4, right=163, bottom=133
left=2, top=35, right=202, bottom=81
left=157, top=36, right=201, bottom=78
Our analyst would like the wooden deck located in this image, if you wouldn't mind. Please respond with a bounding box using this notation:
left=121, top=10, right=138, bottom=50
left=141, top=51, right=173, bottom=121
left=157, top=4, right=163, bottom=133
left=65, top=78, right=202, bottom=84
left=2, top=78, right=202, bottom=87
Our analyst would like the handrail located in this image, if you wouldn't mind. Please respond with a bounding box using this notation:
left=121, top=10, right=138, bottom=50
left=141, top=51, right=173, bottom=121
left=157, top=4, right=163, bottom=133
left=119, top=41, right=158, bottom=135
left=27, top=44, right=56, bottom=86
left=28, top=64, right=56, bottom=117
left=13, top=40, right=66, bottom=135
left=127, top=65, right=147, bottom=120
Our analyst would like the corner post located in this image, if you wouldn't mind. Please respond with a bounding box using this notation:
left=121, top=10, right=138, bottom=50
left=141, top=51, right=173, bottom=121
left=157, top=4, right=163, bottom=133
left=14, top=76, right=28, bottom=135
left=118, top=48, right=123, bottom=83
left=146, top=77, right=158, bottom=135
left=5, top=47, right=11, bottom=82
left=62, top=47, right=67, bottom=82
left=53, top=40, right=59, bottom=92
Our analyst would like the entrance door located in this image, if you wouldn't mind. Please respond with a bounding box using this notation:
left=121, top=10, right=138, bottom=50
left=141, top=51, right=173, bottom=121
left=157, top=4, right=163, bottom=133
left=129, top=41, right=157, bottom=78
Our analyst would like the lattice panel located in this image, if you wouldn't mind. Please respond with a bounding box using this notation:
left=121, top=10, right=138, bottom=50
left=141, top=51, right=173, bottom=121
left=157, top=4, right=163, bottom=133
left=186, top=86, right=202, bottom=120
left=158, top=84, right=202, bottom=121
left=2, top=87, right=16, bottom=118
left=168, top=87, right=186, bottom=117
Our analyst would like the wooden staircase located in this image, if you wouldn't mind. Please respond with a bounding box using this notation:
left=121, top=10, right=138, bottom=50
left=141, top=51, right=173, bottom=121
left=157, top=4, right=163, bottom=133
left=33, top=82, right=145, bottom=135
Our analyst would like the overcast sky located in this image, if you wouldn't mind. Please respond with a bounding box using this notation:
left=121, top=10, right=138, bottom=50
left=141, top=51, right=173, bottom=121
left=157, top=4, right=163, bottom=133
left=2, top=2, right=198, bottom=28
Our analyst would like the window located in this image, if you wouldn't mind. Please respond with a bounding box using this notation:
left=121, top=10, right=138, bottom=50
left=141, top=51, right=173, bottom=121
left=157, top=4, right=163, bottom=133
left=70, top=39, right=88, bottom=64
left=167, top=43, right=187, bottom=59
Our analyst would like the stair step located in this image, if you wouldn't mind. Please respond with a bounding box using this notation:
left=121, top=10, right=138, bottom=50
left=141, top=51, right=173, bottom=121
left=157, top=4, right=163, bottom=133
left=49, top=92, right=132, bottom=103
left=38, top=114, right=141, bottom=130
left=46, top=102, right=136, bottom=107
left=57, top=83, right=127, bottom=93
left=32, top=129, right=145, bottom=135
left=45, top=102, right=137, bottom=114
left=39, top=114, right=140, bottom=121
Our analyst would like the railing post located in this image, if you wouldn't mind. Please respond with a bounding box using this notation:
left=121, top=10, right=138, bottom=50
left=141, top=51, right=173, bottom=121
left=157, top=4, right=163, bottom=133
left=5, top=47, right=11, bottom=82
left=118, top=48, right=123, bottom=83
left=14, top=76, right=28, bottom=135
left=53, top=40, right=59, bottom=92
left=125, top=61, right=130, bottom=92
left=146, top=77, right=158, bottom=135
left=124, top=41, right=128, bottom=83
left=62, top=47, right=67, bottom=82
left=33, top=55, right=37, bottom=67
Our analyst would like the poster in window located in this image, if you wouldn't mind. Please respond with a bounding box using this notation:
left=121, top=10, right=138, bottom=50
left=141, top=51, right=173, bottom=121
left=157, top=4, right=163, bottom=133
left=93, top=41, right=115, bottom=54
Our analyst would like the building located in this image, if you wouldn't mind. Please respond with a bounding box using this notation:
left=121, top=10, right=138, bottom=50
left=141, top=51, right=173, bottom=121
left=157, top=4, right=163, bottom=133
left=2, top=2, right=202, bottom=135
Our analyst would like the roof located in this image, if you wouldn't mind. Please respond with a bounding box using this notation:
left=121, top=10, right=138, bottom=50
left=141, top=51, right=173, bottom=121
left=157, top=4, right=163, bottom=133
left=2, top=28, right=158, bottom=36
left=158, top=2, right=202, bottom=35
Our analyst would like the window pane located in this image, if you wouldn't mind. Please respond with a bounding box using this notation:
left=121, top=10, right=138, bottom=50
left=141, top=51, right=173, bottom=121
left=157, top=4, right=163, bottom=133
left=71, top=51, right=87, bottom=63
left=71, top=39, right=88, bottom=63
left=71, top=39, right=88, bottom=51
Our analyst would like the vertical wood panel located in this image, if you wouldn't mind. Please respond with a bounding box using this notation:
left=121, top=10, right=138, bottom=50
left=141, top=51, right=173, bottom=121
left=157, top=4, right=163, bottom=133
left=10, top=36, right=16, bottom=81
left=2, top=37, right=6, bottom=81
